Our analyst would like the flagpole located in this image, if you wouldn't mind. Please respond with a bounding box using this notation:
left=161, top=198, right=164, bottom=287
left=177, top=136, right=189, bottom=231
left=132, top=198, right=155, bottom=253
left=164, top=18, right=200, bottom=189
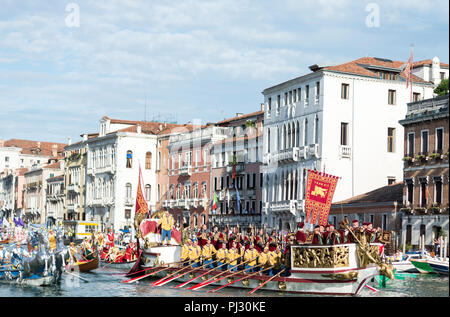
left=410, top=44, right=414, bottom=102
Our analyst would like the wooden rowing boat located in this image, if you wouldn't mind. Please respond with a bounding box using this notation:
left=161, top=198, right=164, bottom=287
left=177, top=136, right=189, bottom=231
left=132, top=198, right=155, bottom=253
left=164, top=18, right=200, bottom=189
left=68, top=252, right=99, bottom=273
left=100, top=259, right=137, bottom=270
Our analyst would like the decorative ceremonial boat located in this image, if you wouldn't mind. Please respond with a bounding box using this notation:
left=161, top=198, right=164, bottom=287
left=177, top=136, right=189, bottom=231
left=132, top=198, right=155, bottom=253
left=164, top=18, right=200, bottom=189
left=0, top=269, right=62, bottom=286
left=133, top=242, right=390, bottom=296
left=387, top=252, right=426, bottom=273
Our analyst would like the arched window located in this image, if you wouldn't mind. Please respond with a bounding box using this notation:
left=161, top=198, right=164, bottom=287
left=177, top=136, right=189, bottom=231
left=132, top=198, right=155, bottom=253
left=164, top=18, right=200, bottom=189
left=193, top=182, right=198, bottom=198
left=145, top=152, right=152, bottom=169
left=125, top=183, right=132, bottom=198
left=145, top=184, right=151, bottom=202
left=126, top=151, right=133, bottom=168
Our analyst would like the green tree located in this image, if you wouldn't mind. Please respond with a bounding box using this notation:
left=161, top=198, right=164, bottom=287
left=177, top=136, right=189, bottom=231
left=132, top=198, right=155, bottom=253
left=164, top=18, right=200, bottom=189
left=434, top=78, right=449, bottom=96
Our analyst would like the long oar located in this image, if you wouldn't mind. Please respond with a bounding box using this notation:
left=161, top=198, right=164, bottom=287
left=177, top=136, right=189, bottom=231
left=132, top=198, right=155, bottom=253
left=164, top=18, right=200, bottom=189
left=120, top=261, right=188, bottom=284
left=175, top=262, right=228, bottom=289
left=125, top=260, right=188, bottom=277
left=209, top=265, right=271, bottom=293
left=248, top=268, right=285, bottom=294
left=65, top=270, right=89, bottom=283
left=154, top=259, right=220, bottom=287
left=151, top=262, right=197, bottom=286
left=189, top=259, right=254, bottom=291
left=200, top=264, right=263, bottom=292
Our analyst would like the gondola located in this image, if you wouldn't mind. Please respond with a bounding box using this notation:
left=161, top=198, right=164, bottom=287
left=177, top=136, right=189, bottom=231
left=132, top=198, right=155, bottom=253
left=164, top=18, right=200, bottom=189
left=67, top=250, right=99, bottom=273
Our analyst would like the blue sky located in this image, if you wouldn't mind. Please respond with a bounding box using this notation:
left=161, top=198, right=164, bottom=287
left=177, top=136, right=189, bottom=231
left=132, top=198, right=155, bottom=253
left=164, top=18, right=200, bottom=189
left=0, top=0, right=448, bottom=144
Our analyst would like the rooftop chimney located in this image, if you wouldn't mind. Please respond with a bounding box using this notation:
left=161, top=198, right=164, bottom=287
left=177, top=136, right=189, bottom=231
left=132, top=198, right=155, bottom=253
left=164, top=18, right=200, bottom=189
left=68, top=137, right=72, bottom=146
left=82, top=134, right=88, bottom=141
left=52, top=144, right=58, bottom=157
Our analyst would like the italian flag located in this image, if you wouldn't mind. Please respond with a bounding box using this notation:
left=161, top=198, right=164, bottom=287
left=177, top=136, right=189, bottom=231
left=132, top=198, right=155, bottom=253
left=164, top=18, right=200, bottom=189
left=212, top=192, right=219, bottom=210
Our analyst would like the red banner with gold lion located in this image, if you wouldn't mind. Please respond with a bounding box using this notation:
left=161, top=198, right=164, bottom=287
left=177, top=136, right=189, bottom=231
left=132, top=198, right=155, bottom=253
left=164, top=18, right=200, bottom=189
left=304, top=169, right=340, bottom=226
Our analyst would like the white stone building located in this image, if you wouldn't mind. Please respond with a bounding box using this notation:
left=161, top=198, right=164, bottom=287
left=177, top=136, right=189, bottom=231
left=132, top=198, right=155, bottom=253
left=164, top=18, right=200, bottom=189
left=84, top=117, right=170, bottom=234
left=261, top=56, right=444, bottom=230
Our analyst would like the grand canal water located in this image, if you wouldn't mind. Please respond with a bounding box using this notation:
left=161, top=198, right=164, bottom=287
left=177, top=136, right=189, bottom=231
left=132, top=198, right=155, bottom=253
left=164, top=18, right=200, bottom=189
left=0, top=266, right=448, bottom=297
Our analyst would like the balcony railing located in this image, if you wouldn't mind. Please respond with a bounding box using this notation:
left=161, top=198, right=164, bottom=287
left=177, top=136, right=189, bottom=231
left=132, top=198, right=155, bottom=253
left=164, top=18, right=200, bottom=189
left=67, top=184, right=80, bottom=193
left=124, top=197, right=134, bottom=206
left=179, top=165, right=192, bottom=176
left=339, top=145, right=352, bottom=158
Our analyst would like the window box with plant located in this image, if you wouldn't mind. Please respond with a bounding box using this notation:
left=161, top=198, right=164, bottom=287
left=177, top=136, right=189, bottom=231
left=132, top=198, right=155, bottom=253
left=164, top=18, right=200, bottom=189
left=429, top=205, right=441, bottom=213
left=403, top=156, right=413, bottom=162
left=415, top=154, right=426, bottom=162
left=414, top=207, right=427, bottom=214
left=429, top=152, right=442, bottom=160
left=400, top=207, right=412, bottom=213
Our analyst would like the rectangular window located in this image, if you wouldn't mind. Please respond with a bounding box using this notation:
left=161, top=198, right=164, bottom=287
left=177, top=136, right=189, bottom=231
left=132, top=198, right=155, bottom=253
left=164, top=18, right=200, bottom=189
left=289, top=91, right=292, bottom=104
left=305, top=85, right=309, bottom=99
left=293, top=90, right=297, bottom=102
left=388, top=177, right=396, bottom=185
left=246, top=174, right=250, bottom=189
left=298, top=88, right=302, bottom=101
left=252, top=173, right=256, bottom=189
left=340, top=123, right=348, bottom=146
left=214, top=177, right=217, bottom=191
left=387, top=128, right=396, bottom=153
left=268, top=98, right=272, bottom=111
left=315, top=81, right=320, bottom=97
left=436, top=128, right=444, bottom=153
left=421, top=130, right=429, bottom=155
left=407, top=182, right=414, bottom=205
left=435, top=178, right=442, bottom=205
left=382, top=214, right=387, bottom=231
left=341, top=84, right=349, bottom=99
left=388, top=89, right=396, bottom=105
left=284, top=92, right=288, bottom=106
left=260, top=173, right=263, bottom=188
left=407, top=132, right=415, bottom=156
left=413, top=92, right=421, bottom=102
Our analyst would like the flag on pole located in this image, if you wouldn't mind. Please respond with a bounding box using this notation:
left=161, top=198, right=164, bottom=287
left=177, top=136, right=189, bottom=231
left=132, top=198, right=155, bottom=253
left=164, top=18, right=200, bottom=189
left=404, top=48, right=413, bottom=88
left=211, top=192, right=219, bottom=211
left=135, top=164, right=149, bottom=216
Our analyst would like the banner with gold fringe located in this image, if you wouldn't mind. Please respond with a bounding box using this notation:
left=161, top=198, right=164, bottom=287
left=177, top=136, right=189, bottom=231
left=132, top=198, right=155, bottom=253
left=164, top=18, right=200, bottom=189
left=304, top=169, right=340, bottom=226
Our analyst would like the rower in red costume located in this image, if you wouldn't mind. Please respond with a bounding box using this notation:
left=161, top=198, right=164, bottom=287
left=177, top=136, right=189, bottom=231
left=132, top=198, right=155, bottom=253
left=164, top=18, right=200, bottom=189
left=254, top=228, right=266, bottom=253
left=106, top=228, right=115, bottom=249
left=124, top=242, right=136, bottom=262
left=197, top=224, right=208, bottom=248
left=295, top=222, right=307, bottom=244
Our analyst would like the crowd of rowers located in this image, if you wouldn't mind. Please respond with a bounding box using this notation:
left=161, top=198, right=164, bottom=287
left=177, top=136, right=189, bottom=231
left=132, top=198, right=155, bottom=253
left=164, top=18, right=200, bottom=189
left=178, top=219, right=384, bottom=276
left=67, top=229, right=138, bottom=264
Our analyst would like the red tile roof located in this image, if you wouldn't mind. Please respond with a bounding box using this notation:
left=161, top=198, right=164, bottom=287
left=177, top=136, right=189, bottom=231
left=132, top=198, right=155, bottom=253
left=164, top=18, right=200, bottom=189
left=4, top=139, right=66, bottom=157
left=413, top=59, right=449, bottom=68
left=43, top=161, right=62, bottom=169
left=323, top=57, right=433, bottom=84
left=333, top=182, right=403, bottom=205
left=216, top=110, right=264, bottom=126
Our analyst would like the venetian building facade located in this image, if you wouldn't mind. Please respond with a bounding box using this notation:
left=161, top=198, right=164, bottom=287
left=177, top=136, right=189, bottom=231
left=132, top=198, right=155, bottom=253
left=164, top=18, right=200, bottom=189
left=209, top=109, right=264, bottom=229
left=23, top=160, right=63, bottom=224
left=45, top=175, right=65, bottom=226
left=399, top=94, right=449, bottom=248
left=262, top=57, right=437, bottom=231
left=165, top=125, right=229, bottom=228
left=63, top=139, right=88, bottom=229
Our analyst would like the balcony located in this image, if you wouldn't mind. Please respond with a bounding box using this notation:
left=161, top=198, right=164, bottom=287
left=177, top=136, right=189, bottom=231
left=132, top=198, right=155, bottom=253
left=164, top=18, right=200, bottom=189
left=179, top=165, right=192, bottom=176
left=225, top=163, right=245, bottom=174
left=308, top=144, right=320, bottom=158
left=267, top=199, right=302, bottom=217
left=176, top=199, right=188, bottom=208
left=124, top=197, right=134, bottom=206
left=67, top=203, right=79, bottom=212
left=339, top=145, right=352, bottom=158
left=67, top=184, right=80, bottom=193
